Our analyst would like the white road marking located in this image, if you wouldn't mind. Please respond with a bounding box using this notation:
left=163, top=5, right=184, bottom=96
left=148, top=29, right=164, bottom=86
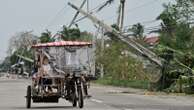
left=91, top=98, right=103, bottom=103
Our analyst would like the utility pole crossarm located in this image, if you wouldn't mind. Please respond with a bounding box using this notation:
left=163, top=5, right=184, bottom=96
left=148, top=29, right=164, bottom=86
left=68, top=0, right=87, bottom=28
left=68, top=2, right=163, bottom=67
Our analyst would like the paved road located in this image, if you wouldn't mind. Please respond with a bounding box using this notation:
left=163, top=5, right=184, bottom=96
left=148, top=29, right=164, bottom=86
left=0, top=79, right=194, bottom=110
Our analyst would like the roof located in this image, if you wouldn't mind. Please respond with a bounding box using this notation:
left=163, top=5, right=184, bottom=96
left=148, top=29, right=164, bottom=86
left=144, top=36, right=159, bottom=45
left=32, top=41, right=92, bottom=48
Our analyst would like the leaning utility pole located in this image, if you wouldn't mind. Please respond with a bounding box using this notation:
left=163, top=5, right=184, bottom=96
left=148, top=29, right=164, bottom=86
left=117, top=0, right=126, bottom=31
left=68, top=2, right=163, bottom=67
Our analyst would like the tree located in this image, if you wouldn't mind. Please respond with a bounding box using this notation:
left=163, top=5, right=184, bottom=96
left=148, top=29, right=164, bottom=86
left=0, top=56, right=11, bottom=72
left=129, top=23, right=144, bottom=39
left=104, top=24, right=120, bottom=41
left=175, top=23, right=194, bottom=50
left=157, top=0, right=194, bottom=36
left=59, top=25, right=81, bottom=41
left=39, top=30, right=54, bottom=43
left=157, top=0, right=194, bottom=51
left=58, top=25, right=93, bottom=41
left=80, top=31, right=93, bottom=41
left=8, top=31, right=37, bottom=55
left=7, top=31, right=37, bottom=72
left=96, top=40, right=146, bottom=81
left=154, top=0, right=194, bottom=91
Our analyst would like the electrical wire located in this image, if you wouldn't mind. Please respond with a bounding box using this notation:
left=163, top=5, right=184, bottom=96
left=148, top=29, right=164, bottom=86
left=124, top=20, right=160, bottom=29
left=125, top=0, right=160, bottom=15
left=103, top=0, right=160, bottom=22
left=44, top=2, right=69, bottom=30
left=71, top=0, right=115, bottom=25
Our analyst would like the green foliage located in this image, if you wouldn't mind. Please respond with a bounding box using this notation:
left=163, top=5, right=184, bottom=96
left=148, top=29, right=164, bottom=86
left=40, top=30, right=54, bottom=43
left=149, top=0, right=194, bottom=92
left=59, top=26, right=81, bottom=41
left=104, top=24, right=120, bottom=41
left=157, top=0, right=194, bottom=43
left=0, top=57, right=11, bottom=72
left=175, top=23, right=194, bottom=50
left=158, top=0, right=194, bottom=24
left=96, top=23, right=148, bottom=89
left=96, top=78, right=149, bottom=89
left=58, top=25, right=92, bottom=41
left=80, top=31, right=93, bottom=41
left=128, top=23, right=144, bottom=39
left=159, top=23, right=194, bottom=51
left=158, top=0, right=194, bottom=52
left=3, top=31, right=38, bottom=73
left=96, top=40, right=147, bottom=81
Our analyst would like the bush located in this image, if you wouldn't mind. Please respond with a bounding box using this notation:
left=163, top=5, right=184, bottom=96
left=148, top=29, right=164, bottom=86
left=96, top=78, right=149, bottom=89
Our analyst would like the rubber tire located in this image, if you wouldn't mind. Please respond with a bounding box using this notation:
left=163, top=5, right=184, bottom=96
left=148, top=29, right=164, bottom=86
left=72, top=91, right=77, bottom=107
left=77, top=87, right=84, bottom=108
left=26, top=86, right=31, bottom=109
left=72, top=97, right=77, bottom=107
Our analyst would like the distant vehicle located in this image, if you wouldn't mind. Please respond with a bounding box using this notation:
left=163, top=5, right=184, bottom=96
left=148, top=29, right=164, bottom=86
left=18, top=75, right=22, bottom=79
left=23, top=72, right=29, bottom=79
left=25, top=41, right=93, bottom=109
left=6, top=74, right=10, bottom=78
left=0, top=73, right=3, bottom=77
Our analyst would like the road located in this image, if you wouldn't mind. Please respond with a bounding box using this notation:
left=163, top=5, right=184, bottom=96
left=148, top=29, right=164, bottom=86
left=0, top=79, right=194, bottom=110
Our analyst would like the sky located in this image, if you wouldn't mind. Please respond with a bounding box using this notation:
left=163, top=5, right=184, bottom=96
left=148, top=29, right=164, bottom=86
left=0, top=0, right=173, bottom=60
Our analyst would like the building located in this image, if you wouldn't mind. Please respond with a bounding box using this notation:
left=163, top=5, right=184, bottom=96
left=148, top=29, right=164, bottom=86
left=144, top=36, right=159, bottom=46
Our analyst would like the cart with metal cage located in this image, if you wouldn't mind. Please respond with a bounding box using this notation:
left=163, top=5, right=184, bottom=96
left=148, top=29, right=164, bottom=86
left=25, top=41, right=93, bottom=109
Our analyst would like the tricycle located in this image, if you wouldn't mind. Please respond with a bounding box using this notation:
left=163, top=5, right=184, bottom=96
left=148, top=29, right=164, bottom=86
left=26, top=41, right=92, bottom=108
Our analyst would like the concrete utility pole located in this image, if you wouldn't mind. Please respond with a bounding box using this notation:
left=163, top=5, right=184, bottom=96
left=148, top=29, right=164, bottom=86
left=120, top=0, right=125, bottom=30
left=68, top=2, right=163, bottom=67
left=117, top=0, right=126, bottom=31
left=117, top=3, right=121, bottom=28
left=100, top=27, right=105, bottom=78
left=87, top=0, right=89, bottom=12
left=92, top=26, right=101, bottom=77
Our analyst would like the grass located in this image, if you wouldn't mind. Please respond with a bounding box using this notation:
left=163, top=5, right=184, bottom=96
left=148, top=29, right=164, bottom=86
left=95, top=78, right=149, bottom=89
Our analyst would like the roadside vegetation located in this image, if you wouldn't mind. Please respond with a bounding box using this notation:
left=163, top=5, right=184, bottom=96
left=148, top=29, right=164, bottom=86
left=95, top=0, right=194, bottom=93
left=95, top=39, right=149, bottom=89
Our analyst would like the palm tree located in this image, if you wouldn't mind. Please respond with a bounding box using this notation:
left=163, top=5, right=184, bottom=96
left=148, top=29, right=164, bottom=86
left=129, top=23, right=144, bottom=39
left=59, top=25, right=81, bottom=41
left=40, top=30, right=54, bottom=43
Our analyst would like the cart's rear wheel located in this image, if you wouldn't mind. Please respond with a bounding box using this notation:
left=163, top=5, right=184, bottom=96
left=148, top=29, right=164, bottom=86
left=72, top=94, right=77, bottom=107
left=26, top=85, right=31, bottom=109
left=72, top=89, right=77, bottom=107
left=77, top=86, right=84, bottom=108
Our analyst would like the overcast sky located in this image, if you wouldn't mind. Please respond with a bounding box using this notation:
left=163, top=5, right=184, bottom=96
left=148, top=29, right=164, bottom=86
left=0, top=0, right=173, bottom=60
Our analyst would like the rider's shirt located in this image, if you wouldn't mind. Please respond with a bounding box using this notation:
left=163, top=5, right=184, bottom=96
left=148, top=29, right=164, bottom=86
left=43, top=64, right=53, bottom=77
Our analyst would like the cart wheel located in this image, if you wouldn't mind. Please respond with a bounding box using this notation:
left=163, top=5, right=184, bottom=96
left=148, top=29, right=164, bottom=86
left=72, top=91, right=77, bottom=107
left=77, top=87, right=84, bottom=108
left=26, top=85, right=31, bottom=109
left=72, top=95, right=77, bottom=107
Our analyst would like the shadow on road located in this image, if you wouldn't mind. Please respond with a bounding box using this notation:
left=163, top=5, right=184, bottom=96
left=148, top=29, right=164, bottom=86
left=14, top=106, right=73, bottom=109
